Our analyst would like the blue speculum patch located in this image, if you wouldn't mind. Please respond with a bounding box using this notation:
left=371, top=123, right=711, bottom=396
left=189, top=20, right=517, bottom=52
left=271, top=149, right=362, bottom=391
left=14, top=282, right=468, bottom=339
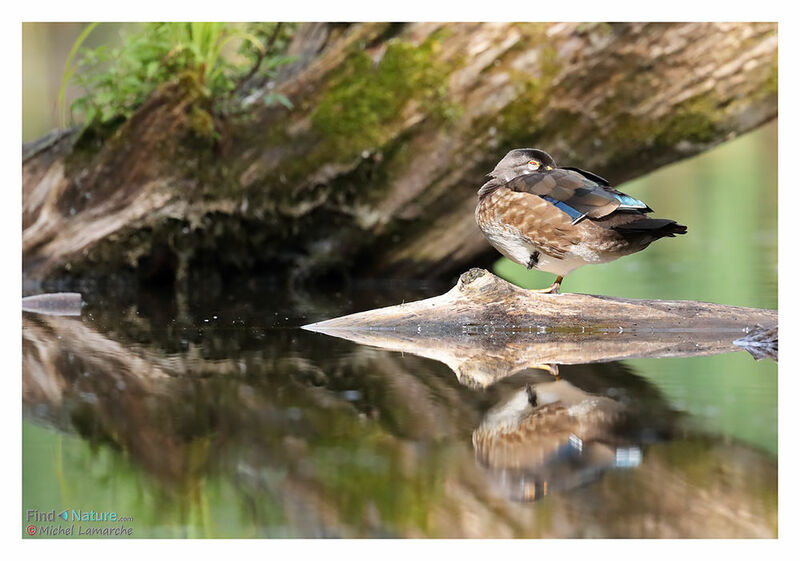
left=541, top=193, right=648, bottom=218
left=541, top=195, right=583, bottom=220
left=614, top=194, right=648, bottom=208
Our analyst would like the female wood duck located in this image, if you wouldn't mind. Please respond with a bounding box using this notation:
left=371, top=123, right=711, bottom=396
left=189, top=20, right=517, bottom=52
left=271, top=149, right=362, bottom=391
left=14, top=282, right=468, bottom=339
left=475, top=149, right=687, bottom=293
left=472, top=380, right=638, bottom=501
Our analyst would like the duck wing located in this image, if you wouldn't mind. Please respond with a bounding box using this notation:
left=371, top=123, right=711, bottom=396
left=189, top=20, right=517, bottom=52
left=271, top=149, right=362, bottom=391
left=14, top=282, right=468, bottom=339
left=563, top=167, right=655, bottom=213
left=505, top=168, right=652, bottom=222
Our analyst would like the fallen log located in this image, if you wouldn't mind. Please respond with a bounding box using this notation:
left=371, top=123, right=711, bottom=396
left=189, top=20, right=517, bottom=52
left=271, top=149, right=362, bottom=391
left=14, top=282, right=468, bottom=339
left=303, top=268, right=778, bottom=386
left=23, top=23, right=777, bottom=284
left=304, top=268, right=777, bottom=332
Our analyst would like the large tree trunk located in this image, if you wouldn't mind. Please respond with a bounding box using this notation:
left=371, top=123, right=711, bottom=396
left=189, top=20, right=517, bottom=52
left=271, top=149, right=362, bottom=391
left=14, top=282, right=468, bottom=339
left=22, top=22, right=778, bottom=286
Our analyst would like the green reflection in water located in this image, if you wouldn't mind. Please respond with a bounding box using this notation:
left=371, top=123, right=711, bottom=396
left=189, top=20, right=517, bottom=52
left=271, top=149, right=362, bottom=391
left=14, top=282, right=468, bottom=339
left=495, top=121, right=778, bottom=454
left=626, top=353, right=777, bottom=455
left=22, top=422, right=288, bottom=538
left=22, top=410, right=459, bottom=538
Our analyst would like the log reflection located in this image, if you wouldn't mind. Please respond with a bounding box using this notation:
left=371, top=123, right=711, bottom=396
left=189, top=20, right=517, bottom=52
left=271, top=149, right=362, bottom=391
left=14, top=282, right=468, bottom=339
left=303, top=326, right=767, bottom=388
left=22, top=310, right=777, bottom=537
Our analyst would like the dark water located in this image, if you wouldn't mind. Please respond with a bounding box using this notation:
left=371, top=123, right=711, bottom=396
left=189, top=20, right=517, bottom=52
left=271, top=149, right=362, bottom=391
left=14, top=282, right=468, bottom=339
left=22, top=124, right=777, bottom=538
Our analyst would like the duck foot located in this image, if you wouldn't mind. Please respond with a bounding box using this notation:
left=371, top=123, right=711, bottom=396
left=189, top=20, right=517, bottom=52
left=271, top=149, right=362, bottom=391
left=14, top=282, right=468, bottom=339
left=530, top=276, right=563, bottom=294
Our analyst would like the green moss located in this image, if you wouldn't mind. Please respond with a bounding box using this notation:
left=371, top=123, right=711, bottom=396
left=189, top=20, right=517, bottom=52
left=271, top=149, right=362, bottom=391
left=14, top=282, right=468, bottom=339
left=246, top=32, right=462, bottom=212
left=494, top=46, right=561, bottom=146
left=657, top=97, right=719, bottom=145
left=309, top=35, right=455, bottom=160
left=764, top=53, right=778, bottom=96
left=575, top=22, right=613, bottom=36
left=459, top=268, right=487, bottom=286
left=597, top=91, right=722, bottom=167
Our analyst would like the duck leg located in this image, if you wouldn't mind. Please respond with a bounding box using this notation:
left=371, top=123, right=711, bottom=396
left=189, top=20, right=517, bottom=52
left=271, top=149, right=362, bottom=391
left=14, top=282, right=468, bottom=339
left=530, top=276, right=563, bottom=294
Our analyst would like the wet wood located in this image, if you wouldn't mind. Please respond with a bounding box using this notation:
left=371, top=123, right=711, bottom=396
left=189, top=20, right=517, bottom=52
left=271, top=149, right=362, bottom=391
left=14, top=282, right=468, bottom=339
left=303, top=268, right=778, bottom=386
left=303, top=328, right=769, bottom=389
left=304, top=268, right=777, bottom=332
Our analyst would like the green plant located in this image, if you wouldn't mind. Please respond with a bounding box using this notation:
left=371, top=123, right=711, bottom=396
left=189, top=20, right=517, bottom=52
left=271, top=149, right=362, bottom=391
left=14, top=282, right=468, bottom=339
left=61, top=22, right=295, bottom=133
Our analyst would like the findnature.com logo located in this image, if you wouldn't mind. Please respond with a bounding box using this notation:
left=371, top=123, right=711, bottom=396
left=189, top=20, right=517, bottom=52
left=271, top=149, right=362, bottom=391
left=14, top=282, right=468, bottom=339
left=25, top=508, right=134, bottom=537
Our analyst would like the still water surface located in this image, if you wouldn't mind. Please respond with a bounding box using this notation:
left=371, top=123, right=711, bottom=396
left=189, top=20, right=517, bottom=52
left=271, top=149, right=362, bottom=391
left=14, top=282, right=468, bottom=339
left=22, top=123, right=777, bottom=538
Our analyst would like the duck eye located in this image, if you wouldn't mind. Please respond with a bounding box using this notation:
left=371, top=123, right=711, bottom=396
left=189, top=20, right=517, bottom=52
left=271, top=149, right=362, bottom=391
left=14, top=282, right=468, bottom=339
left=528, top=160, right=540, bottom=169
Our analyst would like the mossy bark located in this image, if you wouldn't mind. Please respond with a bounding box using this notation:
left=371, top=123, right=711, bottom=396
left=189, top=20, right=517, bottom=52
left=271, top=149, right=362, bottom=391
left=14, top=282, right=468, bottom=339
left=23, top=22, right=778, bottom=286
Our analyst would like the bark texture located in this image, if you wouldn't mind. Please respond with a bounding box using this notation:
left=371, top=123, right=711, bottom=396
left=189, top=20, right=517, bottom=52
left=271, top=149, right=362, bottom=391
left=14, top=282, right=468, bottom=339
left=303, top=268, right=778, bottom=387
left=22, top=22, right=778, bottom=285
left=305, top=268, right=778, bottom=332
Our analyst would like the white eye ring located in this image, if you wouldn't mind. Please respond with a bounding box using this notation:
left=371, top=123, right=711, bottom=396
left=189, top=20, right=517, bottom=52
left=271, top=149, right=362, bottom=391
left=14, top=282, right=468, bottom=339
left=527, top=160, right=540, bottom=169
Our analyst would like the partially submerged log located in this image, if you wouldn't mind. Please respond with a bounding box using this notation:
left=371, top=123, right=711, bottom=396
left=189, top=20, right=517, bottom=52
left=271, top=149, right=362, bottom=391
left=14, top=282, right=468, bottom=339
left=305, top=268, right=777, bottom=332
left=303, top=268, right=778, bottom=386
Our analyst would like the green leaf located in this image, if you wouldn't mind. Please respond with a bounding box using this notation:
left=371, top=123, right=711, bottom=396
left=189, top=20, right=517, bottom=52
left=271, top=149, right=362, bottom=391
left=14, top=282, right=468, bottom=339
left=264, top=92, right=293, bottom=110
left=83, top=106, right=97, bottom=124
left=145, top=61, right=159, bottom=78
left=63, top=22, right=297, bottom=127
left=58, top=22, right=100, bottom=127
left=264, top=55, right=296, bottom=70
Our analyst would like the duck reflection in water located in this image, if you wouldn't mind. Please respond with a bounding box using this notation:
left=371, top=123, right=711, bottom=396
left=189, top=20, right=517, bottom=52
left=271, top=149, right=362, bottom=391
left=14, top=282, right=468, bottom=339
left=23, top=304, right=776, bottom=537
left=473, top=365, right=669, bottom=502
left=304, top=315, right=769, bottom=504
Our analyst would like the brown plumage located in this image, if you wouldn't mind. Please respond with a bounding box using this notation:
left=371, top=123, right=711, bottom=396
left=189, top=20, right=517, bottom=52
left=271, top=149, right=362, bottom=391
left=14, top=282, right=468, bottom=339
left=472, top=381, right=623, bottom=471
left=475, top=148, right=687, bottom=293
